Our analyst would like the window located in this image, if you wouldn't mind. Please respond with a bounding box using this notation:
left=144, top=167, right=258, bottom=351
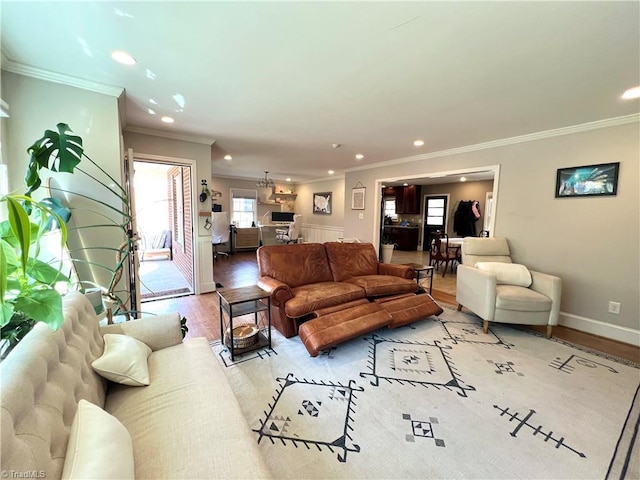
left=426, top=198, right=445, bottom=226
left=384, top=198, right=397, bottom=220
left=230, top=189, right=257, bottom=227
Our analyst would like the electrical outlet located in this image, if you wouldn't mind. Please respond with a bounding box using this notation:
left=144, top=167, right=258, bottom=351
left=358, top=213, right=364, bottom=220
left=608, top=301, right=621, bottom=314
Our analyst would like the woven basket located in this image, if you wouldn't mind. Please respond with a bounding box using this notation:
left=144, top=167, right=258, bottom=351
left=224, top=324, right=259, bottom=349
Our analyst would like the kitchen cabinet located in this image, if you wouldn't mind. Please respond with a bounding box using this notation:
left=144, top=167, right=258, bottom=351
left=383, top=226, right=420, bottom=251
left=385, top=185, right=422, bottom=214
left=397, top=185, right=422, bottom=214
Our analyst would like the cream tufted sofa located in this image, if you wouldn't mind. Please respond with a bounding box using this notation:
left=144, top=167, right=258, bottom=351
left=0, top=292, right=272, bottom=479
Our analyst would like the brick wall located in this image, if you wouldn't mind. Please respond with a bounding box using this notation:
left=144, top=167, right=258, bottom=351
left=167, top=166, right=193, bottom=284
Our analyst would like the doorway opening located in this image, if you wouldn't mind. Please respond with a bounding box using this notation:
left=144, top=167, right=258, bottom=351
left=422, top=194, right=450, bottom=251
left=374, top=165, right=500, bottom=299
left=133, top=161, right=194, bottom=301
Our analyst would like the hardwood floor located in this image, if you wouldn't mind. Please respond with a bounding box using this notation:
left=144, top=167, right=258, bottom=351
left=141, top=250, right=640, bottom=364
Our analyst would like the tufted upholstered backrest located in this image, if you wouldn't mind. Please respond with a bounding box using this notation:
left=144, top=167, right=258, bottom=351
left=1, top=292, right=107, bottom=479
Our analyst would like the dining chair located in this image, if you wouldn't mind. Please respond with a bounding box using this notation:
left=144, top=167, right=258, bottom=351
left=429, top=232, right=457, bottom=277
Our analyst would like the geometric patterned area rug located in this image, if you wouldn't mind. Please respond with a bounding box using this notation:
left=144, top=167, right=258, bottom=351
left=211, top=306, right=640, bottom=479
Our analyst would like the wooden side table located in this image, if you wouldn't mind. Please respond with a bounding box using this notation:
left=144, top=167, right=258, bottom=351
left=218, top=285, right=271, bottom=361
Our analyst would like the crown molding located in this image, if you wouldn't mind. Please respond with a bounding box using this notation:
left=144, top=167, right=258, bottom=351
left=1, top=57, right=123, bottom=97
left=124, top=125, right=216, bottom=146
left=345, top=113, right=640, bottom=174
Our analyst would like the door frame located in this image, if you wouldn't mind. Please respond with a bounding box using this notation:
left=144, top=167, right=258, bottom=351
left=422, top=194, right=451, bottom=250
left=127, top=152, right=200, bottom=294
left=372, top=165, right=501, bottom=249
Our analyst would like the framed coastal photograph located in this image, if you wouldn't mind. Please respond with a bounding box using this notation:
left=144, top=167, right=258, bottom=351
left=555, top=162, right=620, bottom=198
left=351, top=187, right=366, bottom=210
left=313, top=192, right=332, bottom=214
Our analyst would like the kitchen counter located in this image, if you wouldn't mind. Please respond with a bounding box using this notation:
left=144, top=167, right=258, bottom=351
left=383, top=225, right=420, bottom=250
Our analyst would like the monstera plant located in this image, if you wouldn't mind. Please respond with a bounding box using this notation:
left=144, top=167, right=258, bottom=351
left=0, top=194, right=69, bottom=352
left=1, top=123, right=135, bottom=353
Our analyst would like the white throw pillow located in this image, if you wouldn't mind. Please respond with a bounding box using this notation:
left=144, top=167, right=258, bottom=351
left=62, top=399, right=135, bottom=480
left=92, top=334, right=152, bottom=386
left=475, top=262, right=532, bottom=287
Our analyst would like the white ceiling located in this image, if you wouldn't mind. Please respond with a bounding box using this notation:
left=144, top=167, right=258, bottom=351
left=2, top=1, right=639, bottom=184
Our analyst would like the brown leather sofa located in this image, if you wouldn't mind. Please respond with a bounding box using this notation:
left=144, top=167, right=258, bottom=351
left=257, top=242, right=418, bottom=337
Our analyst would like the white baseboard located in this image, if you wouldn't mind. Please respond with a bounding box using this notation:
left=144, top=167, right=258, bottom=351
left=559, top=312, right=640, bottom=347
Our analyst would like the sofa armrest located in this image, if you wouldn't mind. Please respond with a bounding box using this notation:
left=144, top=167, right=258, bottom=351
left=257, top=276, right=294, bottom=307
left=456, top=265, right=498, bottom=321
left=99, top=313, right=183, bottom=351
left=529, top=271, right=562, bottom=326
left=378, top=263, right=414, bottom=279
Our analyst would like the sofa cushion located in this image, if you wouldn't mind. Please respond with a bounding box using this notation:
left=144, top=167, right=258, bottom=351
left=324, top=242, right=379, bottom=281
left=92, top=334, right=152, bottom=386
left=475, top=262, right=532, bottom=287
left=496, top=285, right=552, bottom=312
left=105, top=338, right=272, bottom=479
left=344, top=275, right=418, bottom=297
left=285, top=282, right=367, bottom=318
left=257, top=243, right=334, bottom=288
left=62, top=399, right=134, bottom=480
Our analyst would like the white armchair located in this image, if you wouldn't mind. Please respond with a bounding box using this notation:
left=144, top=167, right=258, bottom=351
left=456, top=237, right=562, bottom=338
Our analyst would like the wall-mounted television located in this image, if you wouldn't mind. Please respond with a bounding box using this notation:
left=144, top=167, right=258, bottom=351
left=271, top=211, right=295, bottom=223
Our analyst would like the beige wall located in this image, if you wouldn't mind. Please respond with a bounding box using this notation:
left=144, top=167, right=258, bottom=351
left=344, top=121, right=639, bottom=339
left=3, top=72, right=123, bottom=291
left=296, top=177, right=345, bottom=228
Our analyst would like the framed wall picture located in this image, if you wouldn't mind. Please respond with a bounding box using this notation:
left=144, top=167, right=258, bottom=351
left=351, top=187, right=366, bottom=210
left=313, top=192, right=332, bottom=214
left=555, top=162, right=620, bottom=198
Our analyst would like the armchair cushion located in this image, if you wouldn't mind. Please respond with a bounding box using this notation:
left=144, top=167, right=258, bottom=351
left=495, top=285, right=552, bottom=312
left=475, top=262, right=532, bottom=287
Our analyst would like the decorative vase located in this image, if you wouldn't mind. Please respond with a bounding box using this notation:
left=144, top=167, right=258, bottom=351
left=381, top=244, right=394, bottom=263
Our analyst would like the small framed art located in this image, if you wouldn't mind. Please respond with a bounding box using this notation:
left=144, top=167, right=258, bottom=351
left=313, top=192, right=332, bottom=214
left=555, top=162, right=619, bottom=198
left=351, top=187, right=366, bottom=210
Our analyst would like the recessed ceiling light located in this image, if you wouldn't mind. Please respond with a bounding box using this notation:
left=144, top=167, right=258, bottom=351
left=147, top=108, right=156, bottom=115
left=161, top=116, right=174, bottom=124
left=622, top=86, right=640, bottom=100
left=286, top=178, right=292, bottom=182
left=413, top=140, right=425, bottom=147
left=111, top=50, right=136, bottom=65
left=328, top=170, right=335, bottom=175
left=403, top=183, right=408, bottom=187
left=223, top=155, right=232, bottom=161
left=149, top=98, right=158, bottom=105
left=460, top=177, right=467, bottom=182
left=355, top=154, right=364, bottom=160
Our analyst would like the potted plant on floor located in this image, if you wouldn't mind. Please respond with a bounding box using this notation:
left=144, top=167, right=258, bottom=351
left=380, top=237, right=396, bottom=264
